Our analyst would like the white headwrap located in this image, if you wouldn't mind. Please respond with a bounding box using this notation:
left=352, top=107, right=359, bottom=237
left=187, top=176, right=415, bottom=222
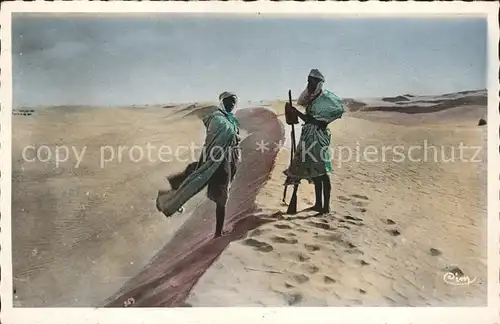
left=297, top=69, right=325, bottom=106
left=219, top=91, right=238, bottom=113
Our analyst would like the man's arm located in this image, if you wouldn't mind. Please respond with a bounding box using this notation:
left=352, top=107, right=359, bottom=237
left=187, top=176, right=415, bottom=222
left=285, top=102, right=309, bottom=122
left=294, top=107, right=309, bottom=122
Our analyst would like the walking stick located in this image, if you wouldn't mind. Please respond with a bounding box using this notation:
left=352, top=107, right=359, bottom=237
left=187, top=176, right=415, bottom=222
left=282, top=90, right=295, bottom=203
left=283, top=90, right=300, bottom=214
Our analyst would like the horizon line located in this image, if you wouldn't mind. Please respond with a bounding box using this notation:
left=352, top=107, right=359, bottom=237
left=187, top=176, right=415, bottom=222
left=13, top=88, right=487, bottom=110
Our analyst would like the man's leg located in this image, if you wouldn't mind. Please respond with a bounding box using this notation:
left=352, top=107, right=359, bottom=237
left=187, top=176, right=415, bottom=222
left=321, top=174, right=331, bottom=213
left=210, top=160, right=230, bottom=238
left=286, top=183, right=299, bottom=215
left=214, top=203, right=226, bottom=238
left=306, top=177, right=323, bottom=212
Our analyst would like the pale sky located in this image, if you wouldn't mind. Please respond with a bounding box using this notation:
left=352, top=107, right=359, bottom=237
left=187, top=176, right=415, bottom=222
left=12, top=14, right=487, bottom=107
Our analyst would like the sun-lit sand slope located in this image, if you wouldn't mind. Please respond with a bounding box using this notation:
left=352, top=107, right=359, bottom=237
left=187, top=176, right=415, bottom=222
left=105, top=107, right=283, bottom=307
left=187, top=90, right=488, bottom=306
left=11, top=104, right=218, bottom=306
left=12, top=103, right=284, bottom=307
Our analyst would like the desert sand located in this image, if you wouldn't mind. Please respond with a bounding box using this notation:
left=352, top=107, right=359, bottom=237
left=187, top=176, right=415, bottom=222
left=187, top=90, right=488, bottom=307
left=11, top=90, right=487, bottom=307
left=12, top=104, right=213, bottom=306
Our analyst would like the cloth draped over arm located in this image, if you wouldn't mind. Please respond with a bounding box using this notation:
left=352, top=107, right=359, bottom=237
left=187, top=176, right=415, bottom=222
left=306, top=89, right=344, bottom=123
left=158, top=109, right=240, bottom=216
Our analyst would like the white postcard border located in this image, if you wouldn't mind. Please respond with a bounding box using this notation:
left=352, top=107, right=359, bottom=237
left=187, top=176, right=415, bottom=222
left=1, top=1, right=499, bottom=324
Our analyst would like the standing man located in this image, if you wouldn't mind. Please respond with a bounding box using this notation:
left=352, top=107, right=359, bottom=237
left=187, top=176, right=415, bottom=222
left=285, top=69, right=344, bottom=213
left=157, top=92, right=241, bottom=238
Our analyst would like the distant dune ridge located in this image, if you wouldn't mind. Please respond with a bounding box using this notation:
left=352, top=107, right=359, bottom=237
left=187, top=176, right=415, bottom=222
left=343, top=89, right=486, bottom=113
left=342, top=89, right=487, bottom=126
left=11, top=89, right=487, bottom=307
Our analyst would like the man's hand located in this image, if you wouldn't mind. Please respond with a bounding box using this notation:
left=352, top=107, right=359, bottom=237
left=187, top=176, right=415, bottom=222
left=285, top=102, right=297, bottom=112
left=285, top=102, right=299, bottom=125
left=285, top=102, right=299, bottom=117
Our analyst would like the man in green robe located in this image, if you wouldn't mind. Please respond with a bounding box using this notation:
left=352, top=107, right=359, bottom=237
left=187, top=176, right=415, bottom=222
left=156, top=92, right=241, bottom=238
left=285, top=69, right=344, bottom=213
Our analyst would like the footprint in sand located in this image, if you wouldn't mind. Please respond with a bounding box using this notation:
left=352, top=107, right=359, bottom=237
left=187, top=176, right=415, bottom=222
left=323, top=276, right=336, bottom=284
left=271, top=236, right=298, bottom=244
left=387, top=229, right=401, bottom=237
left=243, top=238, right=274, bottom=253
left=345, top=246, right=363, bottom=255
left=304, top=243, right=321, bottom=252
left=315, top=233, right=359, bottom=252
left=284, top=251, right=311, bottom=262
left=292, top=274, right=310, bottom=284
left=286, top=293, right=303, bottom=306
left=350, top=194, right=370, bottom=201
left=343, top=215, right=363, bottom=227
left=274, top=224, right=293, bottom=230
left=358, top=260, right=370, bottom=266
left=302, top=264, right=320, bottom=275
left=350, top=200, right=367, bottom=207
left=385, top=219, right=396, bottom=225
left=430, top=248, right=442, bottom=256
left=306, top=220, right=331, bottom=230
left=344, top=215, right=362, bottom=222
left=337, top=195, right=351, bottom=202
left=384, top=219, right=400, bottom=236
left=346, top=194, right=370, bottom=211
left=341, top=193, right=370, bottom=214
left=286, top=232, right=297, bottom=237
left=443, top=266, right=464, bottom=277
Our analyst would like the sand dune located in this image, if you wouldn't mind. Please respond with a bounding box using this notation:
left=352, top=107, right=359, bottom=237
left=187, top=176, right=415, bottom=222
left=187, top=91, right=488, bottom=307
left=104, top=107, right=283, bottom=307
left=12, top=106, right=210, bottom=306
left=11, top=89, right=488, bottom=307
left=345, top=89, right=487, bottom=126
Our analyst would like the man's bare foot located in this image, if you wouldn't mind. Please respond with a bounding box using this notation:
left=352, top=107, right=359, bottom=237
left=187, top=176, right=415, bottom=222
left=312, top=207, right=330, bottom=216
left=213, top=230, right=226, bottom=239
left=305, top=205, right=323, bottom=212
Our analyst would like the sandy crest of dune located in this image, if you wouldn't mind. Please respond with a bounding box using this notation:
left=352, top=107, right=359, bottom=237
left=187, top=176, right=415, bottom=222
left=187, top=103, right=487, bottom=306
left=12, top=105, right=209, bottom=306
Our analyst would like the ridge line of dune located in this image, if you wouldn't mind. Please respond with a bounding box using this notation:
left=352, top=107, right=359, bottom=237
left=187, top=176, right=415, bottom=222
left=103, top=107, right=285, bottom=307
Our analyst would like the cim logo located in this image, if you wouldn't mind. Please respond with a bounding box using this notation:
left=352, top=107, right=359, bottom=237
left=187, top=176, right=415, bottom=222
left=443, top=270, right=476, bottom=286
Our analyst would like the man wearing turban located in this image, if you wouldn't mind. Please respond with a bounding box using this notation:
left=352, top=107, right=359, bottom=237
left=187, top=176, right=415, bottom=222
left=157, top=92, right=241, bottom=238
left=285, top=69, right=344, bottom=213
